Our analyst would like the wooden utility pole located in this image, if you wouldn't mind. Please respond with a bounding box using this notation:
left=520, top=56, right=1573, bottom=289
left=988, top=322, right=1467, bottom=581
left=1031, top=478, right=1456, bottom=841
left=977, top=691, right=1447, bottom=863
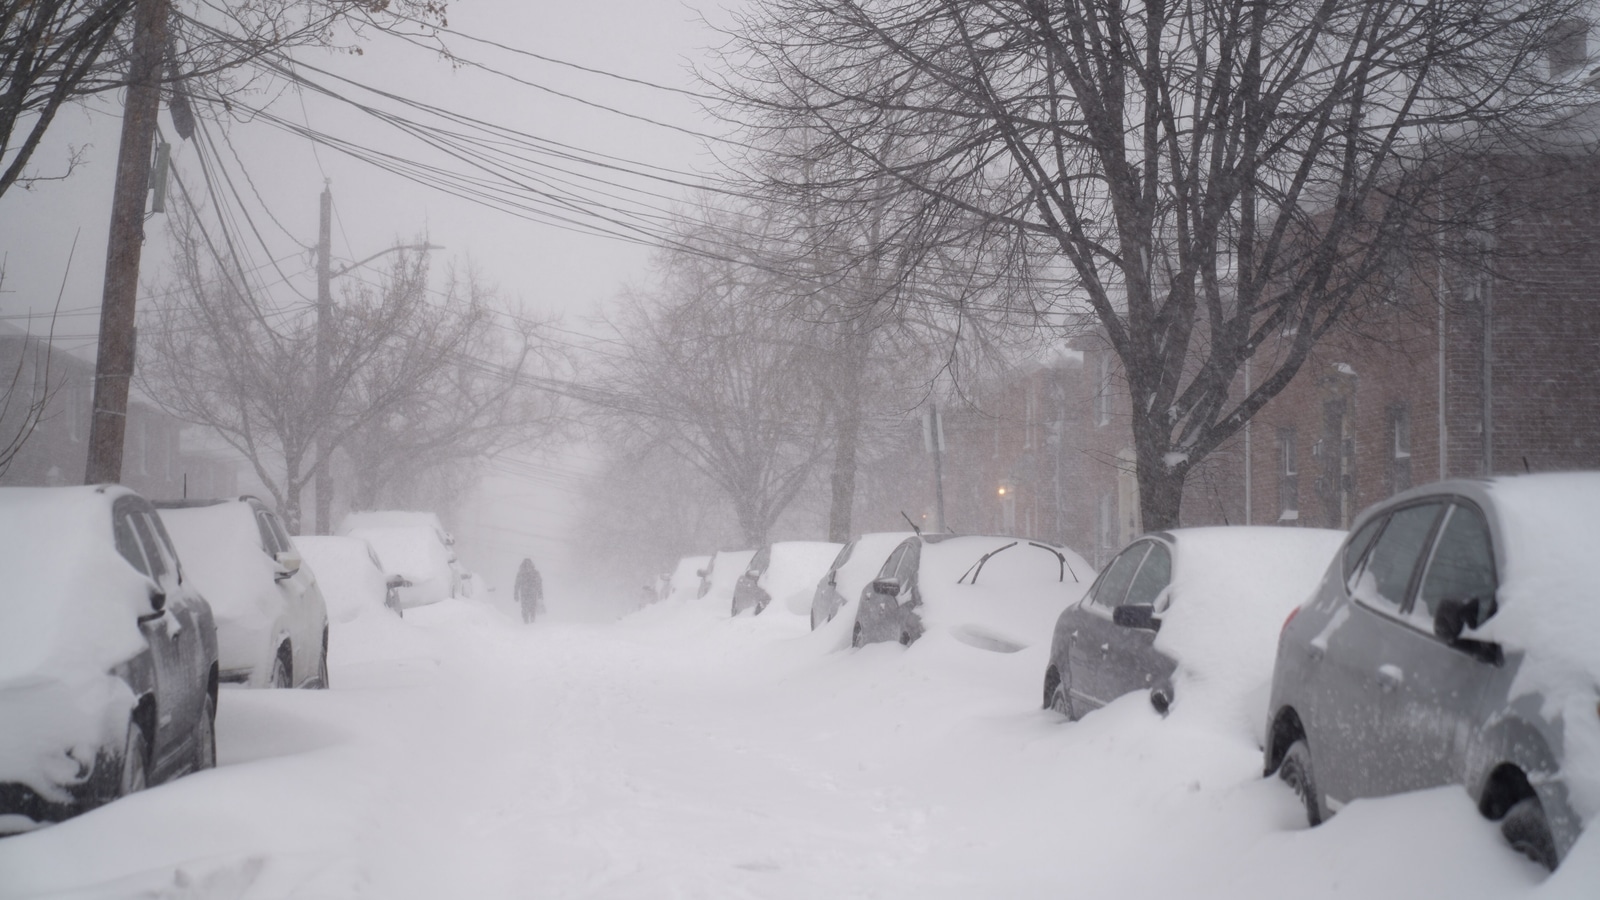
left=85, top=0, right=171, bottom=484
left=313, top=182, right=333, bottom=533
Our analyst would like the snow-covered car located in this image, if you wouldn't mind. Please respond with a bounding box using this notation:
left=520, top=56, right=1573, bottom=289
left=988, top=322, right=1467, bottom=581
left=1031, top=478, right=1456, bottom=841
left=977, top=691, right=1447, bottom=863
left=851, top=534, right=1090, bottom=652
left=156, top=498, right=329, bottom=689
left=1044, top=527, right=1344, bottom=735
left=662, top=555, right=710, bottom=604
left=809, top=532, right=913, bottom=631
left=339, top=511, right=461, bottom=608
left=0, top=487, right=218, bottom=832
left=1265, top=473, right=1600, bottom=870
left=731, top=541, right=842, bottom=616
left=296, top=535, right=405, bottom=623
left=697, top=549, right=756, bottom=608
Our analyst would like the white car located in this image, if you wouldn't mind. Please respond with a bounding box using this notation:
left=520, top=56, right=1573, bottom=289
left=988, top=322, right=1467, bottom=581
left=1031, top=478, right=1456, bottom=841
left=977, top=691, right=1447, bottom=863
left=339, top=511, right=462, bottom=608
left=296, top=535, right=404, bottom=623
left=156, top=498, right=329, bottom=689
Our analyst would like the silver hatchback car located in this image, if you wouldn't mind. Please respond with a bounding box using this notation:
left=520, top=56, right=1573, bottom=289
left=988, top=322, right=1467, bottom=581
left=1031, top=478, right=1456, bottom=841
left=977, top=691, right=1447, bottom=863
left=1265, top=473, right=1600, bottom=869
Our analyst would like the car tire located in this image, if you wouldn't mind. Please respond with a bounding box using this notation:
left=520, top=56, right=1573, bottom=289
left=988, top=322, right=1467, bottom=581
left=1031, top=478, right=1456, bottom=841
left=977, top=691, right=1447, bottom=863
left=1047, top=677, right=1076, bottom=720
left=1278, top=739, right=1322, bottom=827
left=194, top=692, right=217, bottom=771
left=119, top=720, right=149, bottom=797
left=270, top=648, right=292, bottom=689
left=851, top=622, right=863, bottom=648
left=809, top=608, right=817, bottom=631
left=1501, top=796, right=1558, bottom=870
left=309, top=630, right=330, bottom=690
left=898, top=629, right=912, bottom=646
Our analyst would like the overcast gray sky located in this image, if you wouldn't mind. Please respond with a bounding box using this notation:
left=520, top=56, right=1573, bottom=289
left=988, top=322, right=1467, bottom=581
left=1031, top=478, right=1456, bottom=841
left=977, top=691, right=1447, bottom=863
left=0, top=0, right=751, bottom=607
left=0, top=0, right=741, bottom=344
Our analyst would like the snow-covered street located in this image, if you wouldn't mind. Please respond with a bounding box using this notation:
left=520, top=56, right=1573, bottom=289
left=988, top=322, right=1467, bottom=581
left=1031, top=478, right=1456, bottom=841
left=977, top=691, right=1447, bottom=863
left=2, top=592, right=1595, bottom=899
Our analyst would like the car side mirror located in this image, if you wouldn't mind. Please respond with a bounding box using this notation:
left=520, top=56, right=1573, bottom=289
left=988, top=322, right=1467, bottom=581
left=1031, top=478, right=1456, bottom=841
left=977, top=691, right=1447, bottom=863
left=827, top=572, right=837, bottom=586
left=275, top=549, right=302, bottom=581
left=1434, top=595, right=1498, bottom=642
left=870, top=577, right=901, bottom=597
left=139, top=579, right=167, bottom=621
left=1113, top=604, right=1161, bottom=632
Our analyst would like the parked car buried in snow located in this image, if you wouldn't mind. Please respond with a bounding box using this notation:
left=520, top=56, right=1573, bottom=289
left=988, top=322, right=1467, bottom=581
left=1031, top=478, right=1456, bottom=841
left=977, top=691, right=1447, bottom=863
left=852, top=534, right=1089, bottom=651
left=1043, top=527, right=1343, bottom=734
left=810, top=532, right=913, bottom=631
left=1265, top=473, right=1600, bottom=869
left=156, top=497, right=329, bottom=689
left=296, top=535, right=406, bottom=622
left=731, top=541, right=842, bottom=616
left=0, top=486, right=219, bottom=832
left=697, top=549, right=756, bottom=610
left=339, top=511, right=461, bottom=609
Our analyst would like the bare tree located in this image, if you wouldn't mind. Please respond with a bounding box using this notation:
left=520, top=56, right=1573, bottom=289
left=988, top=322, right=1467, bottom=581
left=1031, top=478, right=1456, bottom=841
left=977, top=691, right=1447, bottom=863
left=599, top=207, right=833, bottom=548
left=140, top=209, right=546, bottom=532
left=0, top=0, right=447, bottom=201
left=722, top=0, right=1590, bottom=529
left=338, top=284, right=564, bottom=513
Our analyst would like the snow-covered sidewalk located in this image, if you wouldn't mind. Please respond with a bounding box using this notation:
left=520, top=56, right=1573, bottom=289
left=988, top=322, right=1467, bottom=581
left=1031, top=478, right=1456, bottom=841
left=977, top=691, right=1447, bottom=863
left=1, top=594, right=1594, bottom=899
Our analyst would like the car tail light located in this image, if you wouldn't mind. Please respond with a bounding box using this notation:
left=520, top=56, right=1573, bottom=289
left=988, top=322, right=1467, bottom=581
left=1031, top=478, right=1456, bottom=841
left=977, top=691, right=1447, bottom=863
left=1281, top=606, right=1301, bottom=636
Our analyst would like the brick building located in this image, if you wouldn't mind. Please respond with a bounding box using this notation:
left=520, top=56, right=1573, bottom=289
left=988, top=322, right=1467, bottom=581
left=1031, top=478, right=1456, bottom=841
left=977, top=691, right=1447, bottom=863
left=851, top=142, right=1600, bottom=559
left=0, top=325, right=236, bottom=499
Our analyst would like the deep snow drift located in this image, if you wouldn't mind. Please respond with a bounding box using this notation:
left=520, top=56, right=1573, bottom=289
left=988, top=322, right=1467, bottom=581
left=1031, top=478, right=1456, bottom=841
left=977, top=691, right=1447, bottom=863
left=1, top=585, right=1594, bottom=899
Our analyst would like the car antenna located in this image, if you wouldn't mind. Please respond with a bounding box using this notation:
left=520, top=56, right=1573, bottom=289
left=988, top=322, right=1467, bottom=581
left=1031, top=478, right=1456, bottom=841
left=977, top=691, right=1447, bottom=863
left=900, top=511, right=922, bottom=536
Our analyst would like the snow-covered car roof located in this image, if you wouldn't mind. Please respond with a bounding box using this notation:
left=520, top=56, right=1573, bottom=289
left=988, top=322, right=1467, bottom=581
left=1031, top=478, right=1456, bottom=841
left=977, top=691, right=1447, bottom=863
left=756, top=541, right=841, bottom=616
left=1146, top=526, right=1345, bottom=735
left=340, top=523, right=454, bottom=583
left=157, top=501, right=278, bottom=624
left=0, top=486, right=150, bottom=684
left=339, top=511, right=451, bottom=544
left=915, top=535, right=1093, bottom=653
left=296, top=536, right=390, bottom=624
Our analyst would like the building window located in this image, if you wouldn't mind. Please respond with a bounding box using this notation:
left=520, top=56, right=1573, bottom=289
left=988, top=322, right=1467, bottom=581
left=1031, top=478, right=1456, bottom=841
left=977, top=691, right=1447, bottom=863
left=1278, top=428, right=1299, bottom=521
left=1389, top=404, right=1412, bottom=495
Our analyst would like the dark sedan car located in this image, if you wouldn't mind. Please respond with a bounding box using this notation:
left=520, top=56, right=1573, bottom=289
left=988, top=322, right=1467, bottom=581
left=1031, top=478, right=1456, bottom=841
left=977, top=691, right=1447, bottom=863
left=1265, top=473, right=1600, bottom=869
left=1044, top=527, right=1342, bottom=727
left=0, top=486, right=218, bottom=832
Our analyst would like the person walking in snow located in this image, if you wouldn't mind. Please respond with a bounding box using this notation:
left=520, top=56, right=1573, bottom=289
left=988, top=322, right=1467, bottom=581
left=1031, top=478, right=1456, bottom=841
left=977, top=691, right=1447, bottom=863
left=514, top=557, right=544, bottom=623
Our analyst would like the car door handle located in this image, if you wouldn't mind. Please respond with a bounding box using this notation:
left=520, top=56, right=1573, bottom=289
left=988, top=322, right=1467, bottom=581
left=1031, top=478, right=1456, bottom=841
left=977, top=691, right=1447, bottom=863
left=1376, top=664, right=1404, bottom=693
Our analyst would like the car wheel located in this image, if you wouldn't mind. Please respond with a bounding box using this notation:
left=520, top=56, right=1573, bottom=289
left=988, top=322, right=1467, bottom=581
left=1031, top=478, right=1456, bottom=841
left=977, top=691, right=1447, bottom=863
left=898, top=629, right=912, bottom=646
left=1501, top=796, right=1558, bottom=870
left=194, top=692, right=217, bottom=771
left=851, top=622, right=863, bottom=648
left=119, top=721, right=149, bottom=797
left=1047, top=676, right=1076, bottom=720
left=270, top=649, right=292, bottom=689
left=311, top=631, right=329, bottom=690
left=810, top=608, right=817, bottom=631
left=1278, top=739, right=1322, bottom=827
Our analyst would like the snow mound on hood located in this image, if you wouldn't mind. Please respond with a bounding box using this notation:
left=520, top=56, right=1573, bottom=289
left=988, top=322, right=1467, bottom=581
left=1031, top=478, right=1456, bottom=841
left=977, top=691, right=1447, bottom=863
left=759, top=541, right=842, bottom=616
left=1469, top=473, right=1600, bottom=821
left=1153, top=526, right=1345, bottom=740
left=0, top=487, right=148, bottom=797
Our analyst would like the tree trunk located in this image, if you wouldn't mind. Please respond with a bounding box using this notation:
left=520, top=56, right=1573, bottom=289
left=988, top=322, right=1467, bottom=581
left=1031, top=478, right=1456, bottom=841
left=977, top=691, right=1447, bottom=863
left=1134, top=438, right=1188, bottom=534
left=826, top=332, right=868, bottom=542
